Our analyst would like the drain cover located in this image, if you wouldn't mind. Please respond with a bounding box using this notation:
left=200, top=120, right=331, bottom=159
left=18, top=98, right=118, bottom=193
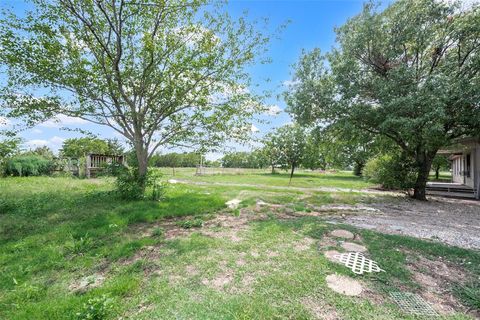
left=389, top=292, right=438, bottom=316
left=334, top=252, right=384, bottom=275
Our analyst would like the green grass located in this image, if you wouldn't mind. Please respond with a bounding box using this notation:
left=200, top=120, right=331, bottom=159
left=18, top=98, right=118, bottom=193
left=428, top=170, right=452, bottom=182
left=0, top=175, right=478, bottom=319
left=156, top=167, right=375, bottom=189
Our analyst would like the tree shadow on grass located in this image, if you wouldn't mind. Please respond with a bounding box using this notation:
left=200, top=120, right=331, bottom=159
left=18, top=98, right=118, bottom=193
left=257, top=172, right=363, bottom=182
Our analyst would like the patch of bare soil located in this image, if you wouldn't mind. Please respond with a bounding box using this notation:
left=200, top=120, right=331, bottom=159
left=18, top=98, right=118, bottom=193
left=406, top=255, right=473, bottom=316
left=338, top=197, right=480, bottom=250
left=301, top=296, right=340, bottom=320
left=200, top=210, right=253, bottom=242
left=293, top=237, right=315, bottom=252
left=201, top=269, right=257, bottom=294
left=69, top=273, right=105, bottom=293
left=326, top=274, right=363, bottom=296
left=317, top=236, right=338, bottom=250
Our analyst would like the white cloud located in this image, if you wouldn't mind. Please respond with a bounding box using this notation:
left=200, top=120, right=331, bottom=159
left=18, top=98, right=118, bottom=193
left=25, top=139, right=49, bottom=148
left=265, top=105, right=282, bottom=116
left=251, top=124, right=260, bottom=133
left=32, top=128, right=42, bottom=134
left=40, top=115, right=88, bottom=128
left=50, top=136, right=65, bottom=145
left=25, top=136, right=65, bottom=150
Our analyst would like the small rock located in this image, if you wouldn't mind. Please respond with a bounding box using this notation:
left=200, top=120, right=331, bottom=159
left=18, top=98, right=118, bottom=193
left=324, top=250, right=342, bottom=263
left=341, top=242, right=367, bottom=252
left=330, top=229, right=354, bottom=239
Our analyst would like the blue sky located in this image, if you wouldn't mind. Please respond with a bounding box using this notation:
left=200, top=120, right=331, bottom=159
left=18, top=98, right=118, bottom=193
left=0, top=0, right=391, bottom=159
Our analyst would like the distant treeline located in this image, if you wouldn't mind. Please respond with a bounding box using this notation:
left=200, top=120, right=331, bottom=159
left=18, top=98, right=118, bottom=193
left=148, top=152, right=202, bottom=168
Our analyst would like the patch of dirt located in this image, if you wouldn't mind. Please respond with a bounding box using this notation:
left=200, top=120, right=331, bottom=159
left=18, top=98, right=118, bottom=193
left=236, top=258, right=246, bottom=266
left=185, top=264, right=200, bottom=276
left=69, top=274, right=105, bottom=293
left=326, top=274, right=363, bottom=296
left=301, top=296, right=340, bottom=320
left=121, top=244, right=164, bottom=268
left=317, top=236, right=338, bottom=249
left=293, top=237, right=315, bottom=252
left=264, top=249, right=279, bottom=258
left=202, top=271, right=234, bottom=291
left=341, top=197, right=480, bottom=249
left=407, top=255, right=470, bottom=315
left=201, top=212, right=253, bottom=242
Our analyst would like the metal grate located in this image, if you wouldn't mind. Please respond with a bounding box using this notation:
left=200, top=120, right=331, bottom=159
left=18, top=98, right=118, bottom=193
left=389, top=292, right=438, bottom=316
left=334, top=252, right=384, bottom=275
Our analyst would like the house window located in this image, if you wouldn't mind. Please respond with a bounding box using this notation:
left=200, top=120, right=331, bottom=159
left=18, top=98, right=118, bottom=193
left=466, top=154, right=471, bottom=177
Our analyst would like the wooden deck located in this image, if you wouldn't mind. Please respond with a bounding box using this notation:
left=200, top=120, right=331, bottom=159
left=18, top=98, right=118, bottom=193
left=426, top=182, right=477, bottom=199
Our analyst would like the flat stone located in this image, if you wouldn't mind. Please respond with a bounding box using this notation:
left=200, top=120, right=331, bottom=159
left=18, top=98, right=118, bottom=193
left=330, top=229, right=354, bottom=239
left=326, top=274, right=363, bottom=296
left=324, top=250, right=342, bottom=263
left=341, top=242, right=367, bottom=252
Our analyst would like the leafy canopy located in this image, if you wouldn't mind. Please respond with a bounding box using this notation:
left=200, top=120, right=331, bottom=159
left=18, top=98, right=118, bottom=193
left=0, top=0, right=273, bottom=178
left=60, top=137, right=124, bottom=158
left=285, top=0, right=480, bottom=198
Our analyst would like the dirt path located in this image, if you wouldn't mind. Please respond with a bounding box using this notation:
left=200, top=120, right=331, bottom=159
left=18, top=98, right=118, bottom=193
left=168, top=179, right=400, bottom=196
left=327, top=197, right=480, bottom=250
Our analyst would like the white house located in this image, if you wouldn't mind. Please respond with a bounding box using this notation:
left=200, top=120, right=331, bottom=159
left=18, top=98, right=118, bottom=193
left=434, top=137, right=480, bottom=199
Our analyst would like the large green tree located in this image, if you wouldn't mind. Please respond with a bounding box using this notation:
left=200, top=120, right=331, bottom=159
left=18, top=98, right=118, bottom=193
left=285, top=0, right=480, bottom=200
left=60, top=137, right=123, bottom=158
left=0, top=0, right=270, bottom=191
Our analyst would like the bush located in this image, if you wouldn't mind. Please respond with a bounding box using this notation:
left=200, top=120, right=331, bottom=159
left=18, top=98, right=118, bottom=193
left=76, top=294, right=113, bottom=320
left=115, top=167, right=146, bottom=200
left=106, top=163, right=166, bottom=200
left=363, top=153, right=417, bottom=190
left=4, top=155, right=54, bottom=176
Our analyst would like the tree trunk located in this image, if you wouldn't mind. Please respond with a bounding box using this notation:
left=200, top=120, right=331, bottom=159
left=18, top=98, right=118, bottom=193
left=435, top=166, right=440, bottom=180
left=134, top=141, right=149, bottom=193
left=271, top=164, right=275, bottom=174
left=413, top=153, right=434, bottom=201
left=289, top=163, right=295, bottom=186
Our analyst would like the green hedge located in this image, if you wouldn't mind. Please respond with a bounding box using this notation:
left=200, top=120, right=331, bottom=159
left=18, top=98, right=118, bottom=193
left=4, top=155, right=54, bottom=176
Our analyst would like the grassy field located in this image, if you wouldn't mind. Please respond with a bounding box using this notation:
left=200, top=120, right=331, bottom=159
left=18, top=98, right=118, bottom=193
left=0, top=172, right=478, bottom=319
left=156, top=167, right=375, bottom=189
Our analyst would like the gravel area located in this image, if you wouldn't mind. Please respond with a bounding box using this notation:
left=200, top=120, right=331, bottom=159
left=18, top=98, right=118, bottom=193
left=330, top=197, right=480, bottom=250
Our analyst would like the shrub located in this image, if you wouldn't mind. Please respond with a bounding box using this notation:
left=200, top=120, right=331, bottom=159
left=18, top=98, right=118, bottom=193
left=146, top=170, right=166, bottom=201
left=76, top=294, right=113, bottom=320
left=363, top=153, right=416, bottom=190
left=4, top=155, right=54, bottom=176
left=106, top=163, right=166, bottom=200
